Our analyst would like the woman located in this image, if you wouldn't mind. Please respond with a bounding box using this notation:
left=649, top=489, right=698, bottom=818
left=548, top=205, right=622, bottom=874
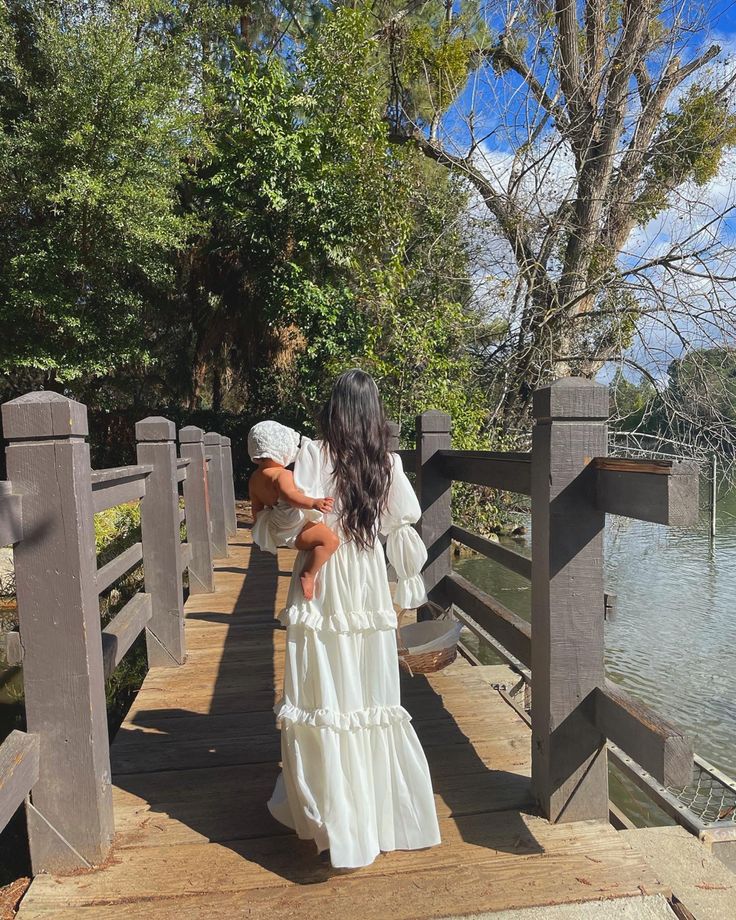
left=267, top=369, right=441, bottom=868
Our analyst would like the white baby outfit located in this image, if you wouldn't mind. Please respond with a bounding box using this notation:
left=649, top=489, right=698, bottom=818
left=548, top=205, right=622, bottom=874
left=248, top=421, right=321, bottom=555
left=267, top=437, right=441, bottom=867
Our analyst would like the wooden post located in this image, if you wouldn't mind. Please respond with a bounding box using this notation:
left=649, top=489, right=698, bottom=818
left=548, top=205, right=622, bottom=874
left=531, top=378, right=609, bottom=823
left=416, top=411, right=452, bottom=610
left=136, top=417, right=185, bottom=667
left=205, top=432, right=229, bottom=559
left=387, top=420, right=400, bottom=452
left=179, top=426, right=215, bottom=594
left=221, top=435, right=238, bottom=537
left=2, top=392, right=114, bottom=872
left=710, top=453, right=717, bottom=540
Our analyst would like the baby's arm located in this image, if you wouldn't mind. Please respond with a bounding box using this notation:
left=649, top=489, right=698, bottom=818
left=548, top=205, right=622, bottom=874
left=277, top=470, right=333, bottom=513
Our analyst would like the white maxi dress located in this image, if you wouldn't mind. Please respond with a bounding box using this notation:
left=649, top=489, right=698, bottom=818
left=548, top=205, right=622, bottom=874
left=267, top=438, right=441, bottom=867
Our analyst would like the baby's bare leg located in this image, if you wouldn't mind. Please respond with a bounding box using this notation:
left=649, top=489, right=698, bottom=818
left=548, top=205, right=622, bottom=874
left=295, top=522, right=339, bottom=601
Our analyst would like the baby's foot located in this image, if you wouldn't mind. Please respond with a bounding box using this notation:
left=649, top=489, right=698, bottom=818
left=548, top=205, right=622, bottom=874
left=300, top=571, right=316, bottom=601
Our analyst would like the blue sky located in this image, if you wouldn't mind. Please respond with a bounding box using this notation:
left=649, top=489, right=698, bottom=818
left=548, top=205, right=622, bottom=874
left=431, top=2, right=736, bottom=382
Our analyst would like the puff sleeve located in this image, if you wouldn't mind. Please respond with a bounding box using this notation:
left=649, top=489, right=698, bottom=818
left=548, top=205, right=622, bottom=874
left=293, top=437, right=329, bottom=498
left=380, top=454, right=428, bottom=609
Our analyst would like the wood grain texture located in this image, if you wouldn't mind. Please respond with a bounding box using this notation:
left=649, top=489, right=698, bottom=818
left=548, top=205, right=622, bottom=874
left=450, top=525, right=532, bottom=579
left=438, top=450, right=532, bottom=495
left=531, top=378, right=609, bottom=823
left=595, top=460, right=699, bottom=526
left=444, top=571, right=531, bottom=667
left=0, top=731, right=39, bottom=833
left=101, top=593, right=152, bottom=680
left=4, top=394, right=114, bottom=871
left=416, top=411, right=452, bottom=608
left=95, top=542, right=143, bottom=595
left=595, top=681, right=692, bottom=787
left=90, top=466, right=151, bottom=514
left=221, top=436, right=238, bottom=537
left=179, top=426, right=215, bottom=594
left=136, top=417, right=185, bottom=667
left=204, top=433, right=229, bottom=559
left=16, top=526, right=664, bottom=918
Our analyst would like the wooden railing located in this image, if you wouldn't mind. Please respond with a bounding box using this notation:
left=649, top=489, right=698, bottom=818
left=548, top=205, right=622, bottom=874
left=0, top=379, right=702, bottom=872
left=0, top=392, right=236, bottom=873
left=393, top=378, right=700, bottom=824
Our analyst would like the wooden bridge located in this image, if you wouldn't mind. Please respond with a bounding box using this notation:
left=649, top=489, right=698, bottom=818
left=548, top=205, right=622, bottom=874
left=1, top=379, right=733, bottom=918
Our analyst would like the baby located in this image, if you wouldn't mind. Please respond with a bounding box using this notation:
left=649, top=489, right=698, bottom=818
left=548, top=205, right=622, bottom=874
left=247, top=420, right=339, bottom=601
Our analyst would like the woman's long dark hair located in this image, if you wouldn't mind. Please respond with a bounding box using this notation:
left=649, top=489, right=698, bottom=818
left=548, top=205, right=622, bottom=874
left=319, top=369, right=393, bottom=550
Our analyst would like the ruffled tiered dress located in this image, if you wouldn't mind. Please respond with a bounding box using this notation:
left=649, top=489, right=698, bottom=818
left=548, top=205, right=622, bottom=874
left=267, top=439, right=441, bottom=867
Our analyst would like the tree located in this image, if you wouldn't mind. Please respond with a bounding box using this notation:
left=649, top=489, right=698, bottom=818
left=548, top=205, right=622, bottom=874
left=0, top=2, right=492, bottom=463
left=664, top=347, right=736, bottom=453
left=384, top=0, right=736, bottom=422
left=0, top=2, right=197, bottom=397
left=178, top=7, right=491, bottom=436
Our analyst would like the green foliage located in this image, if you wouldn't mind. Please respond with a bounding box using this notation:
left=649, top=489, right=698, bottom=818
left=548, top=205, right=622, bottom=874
left=0, top=1, right=494, bottom=517
left=0, top=1, right=197, bottom=381
left=636, top=86, right=736, bottom=224
left=94, top=502, right=141, bottom=563
left=93, top=501, right=147, bottom=730
left=389, top=4, right=487, bottom=125
left=667, top=347, right=736, bottom=428
left=610, top=369, right=656, bottom=429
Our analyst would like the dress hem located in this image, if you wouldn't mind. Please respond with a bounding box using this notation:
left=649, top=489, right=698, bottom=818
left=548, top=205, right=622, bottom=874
left=274, top=699, right=412, bottom=731
left=279, top=603, right=398, bottom=633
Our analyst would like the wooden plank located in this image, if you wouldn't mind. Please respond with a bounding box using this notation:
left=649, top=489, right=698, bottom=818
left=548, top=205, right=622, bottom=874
left=205, top=433, right=229, bottom=559
left=450, top=525, right=532, bottom=579
left=16, top=856, right=665, bottom=920
left=608, top=742, right=703, bottom=834
left=136, top=417, right=185, bottom=667
left=2, top=391, right=114, bottom=872
left=95, top=542, right=143, bottom=594
left=439, top=449, right=531, bottom=495
left=101, top=593, right=152, bottom=680
left=90, top=466, right=151, bottom=514
left=594, top=680, right=692, bottom=787
left=444, top=572, right=531, bottom=668
left=416, top=411, right=452, bottom=607
left=180, top=427, right=215, bottom=594
left=0, top=630, right=23, bottom=665
left=180, top=542, right=193, bottom=571
left=0, top=482, right=23, bottom=544
left=176, top=467, right=187, bottom=483
left=396, top=448, right=415, bottom=474
left=593, top=457, right=676, bottom=475
left=221, top=436, right=238, bottom=537
left=178, top=506, right=186, bottom=523
left=594, top=457, right=699, bottom=526
left=109, top=765, right=533, bottom=849
left=15, top=524, right=671, bottom=920
left=17, top=812, right=661, bottom=913
left=531, top=378, right=609, bottom=823
left=0, top=731, right=39, bottom=832
left=609, top=801, right=636, bottom=831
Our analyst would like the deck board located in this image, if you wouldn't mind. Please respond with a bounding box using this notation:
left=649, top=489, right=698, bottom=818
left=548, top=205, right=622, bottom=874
left=17, top=526, right=666, bottom=919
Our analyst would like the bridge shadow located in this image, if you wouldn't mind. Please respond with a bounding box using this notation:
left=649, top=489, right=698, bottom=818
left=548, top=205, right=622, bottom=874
left=114, top=526, right=540, bottom=884
left=400, top=668, right=541, bottom=856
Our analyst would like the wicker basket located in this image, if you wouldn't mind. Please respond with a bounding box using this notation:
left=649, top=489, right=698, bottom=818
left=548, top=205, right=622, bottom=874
left=397, top=602, right=462, bottom=676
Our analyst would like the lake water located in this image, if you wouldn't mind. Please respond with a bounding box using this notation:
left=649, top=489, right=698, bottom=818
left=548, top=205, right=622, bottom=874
left=456, top=481, right=736, bottom=823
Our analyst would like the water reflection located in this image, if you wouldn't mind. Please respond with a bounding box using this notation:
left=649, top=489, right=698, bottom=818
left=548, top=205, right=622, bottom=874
left=456, top=483, right=736, bottom=822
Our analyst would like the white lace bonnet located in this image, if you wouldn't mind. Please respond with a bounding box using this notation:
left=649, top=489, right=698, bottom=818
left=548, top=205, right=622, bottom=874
left=247, top=420, right=301, bottom=467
